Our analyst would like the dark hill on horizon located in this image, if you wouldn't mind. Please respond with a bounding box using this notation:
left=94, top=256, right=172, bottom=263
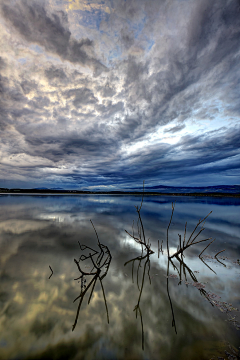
left=129, top=184, right=240, bottom=194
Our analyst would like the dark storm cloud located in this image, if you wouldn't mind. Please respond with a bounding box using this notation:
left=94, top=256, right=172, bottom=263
left=120, top=27, right=135, bottom=50
left=27, top=120, right=238, bottom=188
left=45, top=66, right=67, bottom=82
left=65, top=87, right=98, bottom=108
left=20, top=117, right=119, bottom=164
left=0, top=74, right=9, bottom=95
left=0, top=73, right=30, bottom=130
left=59, top=135, right=116, bottom=157
left=95, top=125, right=240, bottom=187
left=164, top=124, right=186, bottom=133
left=115, top=0, right=240, bottom=136
left=20, top=80, right=38, bottom=95
left=0, top=0, right=240, bottom=188
left=179, top=126, right=240, bottom=156
left=96, top=101, right=124, bottom=118
left=1, top=0, right=106, bottom=73
left=0, top=56, right=6, bottom=70
left=124, top=56, right=149, bottom=88
left=29, top=96, right=51, bottom=109
left=99, top=86, right=116, bottom=98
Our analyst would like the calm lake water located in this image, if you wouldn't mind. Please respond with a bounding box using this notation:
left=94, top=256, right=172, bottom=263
left=0, top=194, right=240, bottom=360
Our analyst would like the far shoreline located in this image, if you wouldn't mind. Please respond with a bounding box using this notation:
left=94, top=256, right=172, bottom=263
left=0, top=191, right=239, bottom=198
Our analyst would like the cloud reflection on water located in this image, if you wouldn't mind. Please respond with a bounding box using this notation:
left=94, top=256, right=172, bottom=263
left=0, top=195, right=239, bottom=359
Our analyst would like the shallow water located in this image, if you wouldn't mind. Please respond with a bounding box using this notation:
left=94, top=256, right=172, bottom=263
left=0, top=194, right=239, bottom=359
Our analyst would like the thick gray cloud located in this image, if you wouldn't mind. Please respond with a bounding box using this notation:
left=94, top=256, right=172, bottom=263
left=164, top=124, right=186, bottom=133
left=1, top=0, right=106, bottom=73
left=0, top=0, right=239, bottom=189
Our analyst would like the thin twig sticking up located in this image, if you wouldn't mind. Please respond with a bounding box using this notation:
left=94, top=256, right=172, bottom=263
left=215, top=249, right=226, bottom=258
left=168, top=210, right=213, bottom=259
left=167, top=202, right=176, bottom=258
left=48, top=266, right=53, bottom=279
left=199, top=239, right=215, bottom=258
left=125, top=181, right=154, bottom=255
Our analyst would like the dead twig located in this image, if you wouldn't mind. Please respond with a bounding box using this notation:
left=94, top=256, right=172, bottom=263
left=215, top=249, right=226, bottom=258
left=167, top=202, right=176, bottom=258
left=125, top=181, right=154, bottom=255
left=199, top=238, right=215, bottom=258
left=167, top=207, right=213, bottom=259
left=166, top=259, right=177, bottom=334
left=48, top=265, right=53, bottom=279
left=183, top=222, right=187, bottom=248
left=199, top=256, right=217, bottom=275
left=169, top=237, right=212, bottom=259
left=72, top=221, right=112, bottom=331
left=187, top=211, right=212, bottom=245
left=125, top=250, right=152, bottom=350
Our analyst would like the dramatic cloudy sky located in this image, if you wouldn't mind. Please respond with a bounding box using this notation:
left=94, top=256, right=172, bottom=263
left=0, top=0, right=240, bottom=189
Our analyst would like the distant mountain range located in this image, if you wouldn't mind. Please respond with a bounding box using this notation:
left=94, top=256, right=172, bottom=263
left=36, top=184, right=240, bottom=195
left=129, top=185, right=240, bottom=194
left=34, top=187, right=64, bottom=190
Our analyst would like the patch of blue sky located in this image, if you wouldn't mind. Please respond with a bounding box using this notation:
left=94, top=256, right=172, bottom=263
left=108, top=45, right=122, bottom=63
left=126, top=15, right=146, bottom=39
left=29, top=44, right=44, bottom=54
left=18, top=58, right=27, bottom=64
left=184, top=116, right=227, bottom=139
left=146, top=39, right=154, bottom=52
left=29, top=42, right=61, bottom=62
left=227, top=114, right=240, bottom=125
left=77, top=9, right=109, bottom=30
left=139, top=35, right=155, bottom=55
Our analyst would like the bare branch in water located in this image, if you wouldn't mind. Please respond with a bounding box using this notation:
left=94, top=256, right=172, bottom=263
left=166, top=259, right=177, bottom=334
left=72, top=220, right=112, bottom=331
left=125, top=181, right=154, bottom=255
left=100, top=278, right=109, bottom=324
left=169, top=238, right=212, bottom=259
left=186, top=211, right=212, bottom=245
left=215, top=249, right=226, bottom=258
left=199, top=239, right=215, bottom=258
left=183, top=222, right=187, bottom=248
left=167, top=202, right=176, bottom=258
left=48, top=266, right=53, bottom=279
left=167, top=206, right=214, bottom=260
left=199, top=257, right=217, bottom=275
left=125, top=249, right=152, bottom=350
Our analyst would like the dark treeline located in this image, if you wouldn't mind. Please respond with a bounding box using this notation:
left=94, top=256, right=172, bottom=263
left=0, top=188, right=239, bottom=197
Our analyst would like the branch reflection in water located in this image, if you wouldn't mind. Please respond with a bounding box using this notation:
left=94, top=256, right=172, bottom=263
left=45, top=184, right=237, bottom=355
left=123, top=182, right=231, bottom=350
left=166, top=249, right=240, bottom=338
left=166, top=258, right=177, bottom=335
left=72, top=220, right=112, bottom=331
left=168, top=256, right=215, bottom=304
left=124, top=251, right=152, bottom=350
left=124, top=181, right=161, bottom=349
left=166, top=253, right=222, bottom=338
left=124, top=181, right=155, bottom=350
